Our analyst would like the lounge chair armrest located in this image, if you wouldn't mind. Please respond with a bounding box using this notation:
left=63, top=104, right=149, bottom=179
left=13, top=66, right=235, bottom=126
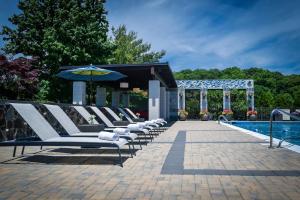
left=132, top=118, right=145, bottom=122
left=113, top=121, right=130, bottom=126
left=78, top=124, right=105, bottom=132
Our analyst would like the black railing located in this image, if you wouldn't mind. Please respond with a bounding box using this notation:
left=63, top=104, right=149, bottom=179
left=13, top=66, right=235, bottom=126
left=0, top=100, right=90, bottom=142
left=269, top=109, right=300, bottom=148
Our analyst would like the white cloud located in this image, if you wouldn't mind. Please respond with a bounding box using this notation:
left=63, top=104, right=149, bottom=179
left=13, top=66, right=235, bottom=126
left=106, top=0, right=300, bottom=74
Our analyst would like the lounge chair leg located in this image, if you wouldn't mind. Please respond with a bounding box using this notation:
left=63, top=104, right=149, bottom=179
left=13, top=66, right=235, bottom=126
left=139, top=138, right=142, bottom=150
left=13, top=146, right=17, bottom=157
left=21, top=146, right=25, bottom=155
left=128, top=143, right=133, bottom=158
left=143, top=133, right=147, bottom=145
left=131, top=139, right=136, bottom=156
left=117, top=147, right=123, bottom=167
left=40, top=145, right=43, bottom=150
left=149, top=132, right=153, bottom=142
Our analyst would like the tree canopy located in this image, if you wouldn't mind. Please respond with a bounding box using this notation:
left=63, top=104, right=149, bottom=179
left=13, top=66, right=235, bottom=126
left=0, top=55, right=40, bottom=100
left=1, top=0, right=112, bottom=74
left=174, top=67, right=300, bottom=109
left=109, top=25, right=166, bottom=64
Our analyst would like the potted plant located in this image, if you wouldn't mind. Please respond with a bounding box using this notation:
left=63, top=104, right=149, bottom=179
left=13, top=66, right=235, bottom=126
left=247, top=110, right=257, bottom=121
left=118, top=113, right=124, bottom=121
left=88, top=115, right=96, bottom=124
left=199, top=111, right=209, bottom=121
left=178, top=110, right=188, bottom=121
left=136, top=112, right=140, bottom=118
left=222, top=109, right=233, bottom=120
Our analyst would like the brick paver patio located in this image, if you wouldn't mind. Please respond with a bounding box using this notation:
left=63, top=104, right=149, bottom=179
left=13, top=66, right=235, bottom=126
left=1, top=121, right=300, bottom=199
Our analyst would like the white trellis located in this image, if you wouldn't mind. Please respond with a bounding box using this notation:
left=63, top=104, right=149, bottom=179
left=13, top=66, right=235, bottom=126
left=176, top=80, right=255, bottom=112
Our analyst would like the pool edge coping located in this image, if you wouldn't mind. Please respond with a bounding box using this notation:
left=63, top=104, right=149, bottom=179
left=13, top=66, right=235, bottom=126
left=220, top=121, right=300, bottom=154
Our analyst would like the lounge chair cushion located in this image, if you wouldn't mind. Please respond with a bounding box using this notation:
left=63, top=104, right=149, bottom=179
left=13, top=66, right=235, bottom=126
left=113, top=128, right=130, bottom=136
left=98, top=131, right=120, bottom=141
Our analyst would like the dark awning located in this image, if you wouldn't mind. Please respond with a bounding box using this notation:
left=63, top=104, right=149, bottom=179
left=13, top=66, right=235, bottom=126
left=59, top=63, right=177, bottom=90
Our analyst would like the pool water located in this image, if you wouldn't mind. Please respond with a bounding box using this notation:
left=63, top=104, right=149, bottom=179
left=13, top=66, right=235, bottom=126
left=231, top=121, right=300, bottom=145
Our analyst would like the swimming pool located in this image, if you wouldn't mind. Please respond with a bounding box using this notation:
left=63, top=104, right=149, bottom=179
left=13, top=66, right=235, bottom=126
left=230, top=121, right=300, bottom=145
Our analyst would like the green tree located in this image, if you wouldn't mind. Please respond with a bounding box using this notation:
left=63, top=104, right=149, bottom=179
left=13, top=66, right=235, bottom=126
left=1, top=0, right=112, bottom=73
left=1, top=0, right=113, bottom=101
left=275, top=93, right=294, bottom=108
left=290, top=86, right=300, bottom=107
left=174, top=67, right=300, bottom=111
left=109, top=25, right=165, bottom=64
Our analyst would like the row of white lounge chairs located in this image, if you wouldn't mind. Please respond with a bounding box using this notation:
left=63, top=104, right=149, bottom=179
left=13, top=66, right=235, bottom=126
left=0, top=103, right=168, bottom=167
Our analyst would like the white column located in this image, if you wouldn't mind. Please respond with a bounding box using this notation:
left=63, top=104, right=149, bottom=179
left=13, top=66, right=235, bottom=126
left=200, top=89, right=208, bottom=112
left=160, top=87, right=166, bottom=119
left=96, top=87, right=106, bottom=106
left=148, top=80, right=160, bottom=120
left=177, top=88, right=185, bottom=110
left=223, top=89, right=231, bottom=111
left=246, top=88, right=255, bottom=111
left=121, top=92, right=130, bottom=107
left=112, top=91, right=120, bottom=107
left=73, top=81, right=86, bottom=105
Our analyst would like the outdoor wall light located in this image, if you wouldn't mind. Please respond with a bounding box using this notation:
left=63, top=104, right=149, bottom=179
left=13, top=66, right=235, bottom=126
left=120, top=82, right=129, bottom=88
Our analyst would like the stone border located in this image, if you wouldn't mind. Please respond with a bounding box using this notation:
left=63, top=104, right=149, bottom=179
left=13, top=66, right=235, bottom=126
left=220, top=121, right=300, bottom=154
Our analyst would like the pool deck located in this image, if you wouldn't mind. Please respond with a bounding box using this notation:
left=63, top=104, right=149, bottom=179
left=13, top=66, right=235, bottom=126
left=1, top=121, right=300, bottom=199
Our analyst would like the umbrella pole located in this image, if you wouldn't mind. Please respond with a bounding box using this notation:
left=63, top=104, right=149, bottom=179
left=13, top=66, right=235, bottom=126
left=90, top=70, right=93, bottom=105
left=90, top=80, right=93, bottom=105
left=88, top=81, right=90, bottom=105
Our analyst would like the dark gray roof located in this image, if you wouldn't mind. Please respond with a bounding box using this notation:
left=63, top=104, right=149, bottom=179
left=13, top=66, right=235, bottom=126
left=60, top=63, right=177, bottom=89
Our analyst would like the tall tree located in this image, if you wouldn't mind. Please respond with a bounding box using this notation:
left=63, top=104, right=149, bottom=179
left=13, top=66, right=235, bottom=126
left=109, top=25, right=166, bottom=64
left=174, top=67, right=300, bottom=116
left=1, top=0, right=113, bottom=101
left=1, top=0, right=112, bottom=74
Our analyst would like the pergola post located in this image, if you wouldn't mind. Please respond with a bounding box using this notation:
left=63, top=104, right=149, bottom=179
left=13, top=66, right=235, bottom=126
left=73, top=81, right=86, bottom=105
left=160, top=87, right=167, bottom=119
left=246, top=88, right=255, bottom=111
left=200, top=89, right=208, bottom=112
left=96, top=87, right=106, bottom=106
left=178, top=88, right=185, bottom=110
left=112, top=90, right=120, bottom=107
left=148, top=80, right=160, bottom=120
left=223, top=88, right=231, bottom=111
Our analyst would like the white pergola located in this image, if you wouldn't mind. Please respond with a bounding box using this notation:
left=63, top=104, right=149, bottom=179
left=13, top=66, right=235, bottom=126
left=176, top=79, right=255, bottom=112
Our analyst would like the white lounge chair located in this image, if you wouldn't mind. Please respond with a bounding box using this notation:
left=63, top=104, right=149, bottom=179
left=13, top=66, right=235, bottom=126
left=89, top=106, right=154, bottom=142
left=43, top=104, right=138, bottom=151
left=72, top=106, right=143, bottom=149
left=0, top=103, right=129, bottom=167
left=124, top=107, right=168, bottom=125
left=104, top=107, right=162, bottom=129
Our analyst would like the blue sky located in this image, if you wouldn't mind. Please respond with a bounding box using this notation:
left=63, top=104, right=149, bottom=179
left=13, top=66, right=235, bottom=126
left=1, top=0, right=300, bottom=74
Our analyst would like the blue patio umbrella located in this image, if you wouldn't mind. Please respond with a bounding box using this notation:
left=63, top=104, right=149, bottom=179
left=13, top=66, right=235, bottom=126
left=57, top=65, right=126, bottom=81
left=57, top=65, right=127, bottom=104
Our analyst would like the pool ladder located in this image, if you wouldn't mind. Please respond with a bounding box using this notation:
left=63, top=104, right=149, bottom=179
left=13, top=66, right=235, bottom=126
left=269, top=109, right=300, bottom=148
left=218, top=115, right=231, bottom=124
